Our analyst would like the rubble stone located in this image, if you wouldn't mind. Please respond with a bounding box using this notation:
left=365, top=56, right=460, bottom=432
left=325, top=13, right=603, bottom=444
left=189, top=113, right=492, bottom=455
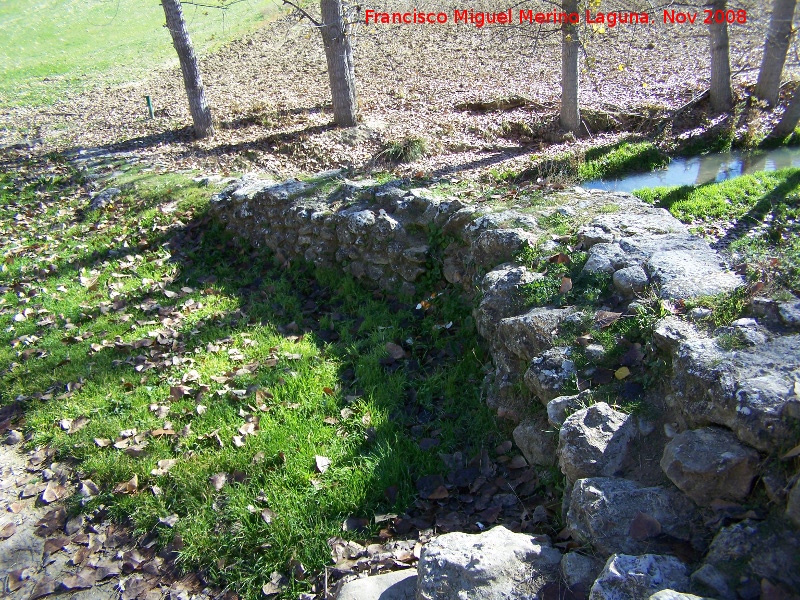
left=558, top=403, right=635, bottom=482
left=660, top=427, right=760, bottom=505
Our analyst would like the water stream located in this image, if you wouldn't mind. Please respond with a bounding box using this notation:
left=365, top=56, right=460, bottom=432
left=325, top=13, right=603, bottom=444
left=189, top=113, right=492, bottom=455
left=583, top=146, right=800, bottom=193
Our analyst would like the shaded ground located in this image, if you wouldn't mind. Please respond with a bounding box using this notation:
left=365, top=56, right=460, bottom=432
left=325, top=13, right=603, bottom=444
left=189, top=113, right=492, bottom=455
left=0, top=0, right=786, bottom=179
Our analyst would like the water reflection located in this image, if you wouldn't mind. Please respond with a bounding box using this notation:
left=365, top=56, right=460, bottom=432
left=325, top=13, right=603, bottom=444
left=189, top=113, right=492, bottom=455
left=584, top=146, right=800, bottom=193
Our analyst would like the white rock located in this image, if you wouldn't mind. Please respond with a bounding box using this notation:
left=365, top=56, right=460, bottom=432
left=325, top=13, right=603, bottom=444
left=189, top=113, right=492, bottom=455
left=558, top=403, right=635, bottom=482
left=416, top=526, right=561, bottom=600
left=336, top=569, right=416, bottom=600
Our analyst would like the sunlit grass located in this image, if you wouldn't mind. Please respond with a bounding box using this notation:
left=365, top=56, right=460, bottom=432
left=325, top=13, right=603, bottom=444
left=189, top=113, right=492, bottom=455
left=0, top=0, right=286, bottom=107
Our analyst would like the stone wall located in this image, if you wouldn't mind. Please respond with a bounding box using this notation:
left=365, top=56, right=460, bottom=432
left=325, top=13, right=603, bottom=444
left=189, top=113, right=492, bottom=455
left=211, top=174, right=800, bottom=599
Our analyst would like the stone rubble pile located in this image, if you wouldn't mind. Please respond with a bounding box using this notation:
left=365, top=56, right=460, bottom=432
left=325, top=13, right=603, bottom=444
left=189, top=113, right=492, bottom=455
left=212, top=176, right=800, bottom=599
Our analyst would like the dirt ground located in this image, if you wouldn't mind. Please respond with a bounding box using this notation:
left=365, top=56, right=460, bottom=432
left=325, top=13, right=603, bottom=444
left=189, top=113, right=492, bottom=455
left=0, top=0, right=786, bottom=179
left=0, top=432, right=224, bottom=600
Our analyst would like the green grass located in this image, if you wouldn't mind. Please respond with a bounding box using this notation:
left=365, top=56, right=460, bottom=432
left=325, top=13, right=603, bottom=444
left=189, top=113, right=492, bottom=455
left=510, top=140, right=669, bottom=185
left=578, top=141, right=669, bottom=182
left=0, top=0, right=285, bottom=107
left=0, top=162, right=499, bottom=598
left=633, top=168, right=800, bottom=223
left=381, top=137, right=429, bottom=164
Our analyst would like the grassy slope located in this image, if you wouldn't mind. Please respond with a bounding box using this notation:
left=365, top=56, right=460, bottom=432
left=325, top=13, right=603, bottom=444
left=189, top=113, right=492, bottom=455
left=0, top=0, right=283, bottom=107
left=0, top=163, right=499, bottom=598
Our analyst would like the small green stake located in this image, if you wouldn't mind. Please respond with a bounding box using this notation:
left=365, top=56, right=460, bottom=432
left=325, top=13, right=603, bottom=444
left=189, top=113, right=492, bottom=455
left=145, top=95, right=154, bottom=119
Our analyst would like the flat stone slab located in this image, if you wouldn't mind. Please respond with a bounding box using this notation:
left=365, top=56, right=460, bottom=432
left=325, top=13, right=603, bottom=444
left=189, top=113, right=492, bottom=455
left=579, top=205, right=742, bottom=300
left=417, top=526, right=561, bottom=600
left=589, top=554, right=690, bottom=600
left=660, top=427, right=760, bottom=505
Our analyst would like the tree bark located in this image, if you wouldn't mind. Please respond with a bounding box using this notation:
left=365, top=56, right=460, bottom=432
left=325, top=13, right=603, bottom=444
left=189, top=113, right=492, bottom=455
left=161, top=0, right=214, bottom=138
left=320, top=0, right=357, bottom=127
left=755, top=0, right=797, bottom=107
left=560, top=0, right=580, bottom=133
left=772, top=89, right=800, bottom=137
left=708, top=0, right=734, bottom=112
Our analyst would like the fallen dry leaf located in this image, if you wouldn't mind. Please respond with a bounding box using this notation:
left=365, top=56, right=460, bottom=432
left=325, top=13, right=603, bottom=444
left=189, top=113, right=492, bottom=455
left=385, top=342, right=406, bottom=360
left=559, top=276, right=572, bottom=294
left=210, top=472, right=227, bottom=491
left=495, top=440, right=513, bottom=455
left=78, top=479, right=100, bottom=497
left=29, top=577, right=56, bottom=600
left=151, top=459, right=177, bottom=476
left=7, top=569, right=28, bottom=592
left=428, top=485, right=449, bottom=500
left=342, top=516, right=370, bottom=532
left=262, top=571, right=287, bottom=597
left=615, top=366, right=631, bottom=380
left=159, top=514, right=179, bottom=528
left=315, top=455, right=331, bottom=474
left=21, top=483, right=44, bottom=499
left=261, top=508, right=276, bottom=524
left=548, top=252, right=571, bottom=264
left=595, top=310, right=623, bottom=328
left=507, top=455, right=528, bottom=469
left=125, top=443, right=148, bottom=457
left=149, top=404, right=170, bottom=418
left=782, top=443, right=800, bottom=460
left=67, top=415, right=90, bottom=433
left=113, top=474, right=139, bottom=494
left=58, top=575, right=93, bottom=591
left=0, top=522, right=16, bottom=539
left=41, top=481, right=68, bottom=504
left=43, top=536, right=70, bottom=554
left=150, top=428, right=176, bottom=437
left=239, top=422, right=257, bottom=436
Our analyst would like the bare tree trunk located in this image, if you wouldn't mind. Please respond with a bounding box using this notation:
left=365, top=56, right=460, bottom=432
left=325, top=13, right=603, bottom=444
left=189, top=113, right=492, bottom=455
left=161, top=0, right=214, bottom=139
left=560, top=0, right=580, bottom=133
left=708, top=0, right=734, bottom=112
left=755, top=0, right=797, bottom=107
left=772, top=89, right=800, bottom=137
left=320, top=0, right=357, bottom=127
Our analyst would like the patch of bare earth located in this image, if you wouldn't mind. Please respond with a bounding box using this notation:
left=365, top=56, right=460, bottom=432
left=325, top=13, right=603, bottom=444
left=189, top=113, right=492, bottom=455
left=0, top=431, right=228, bottom=600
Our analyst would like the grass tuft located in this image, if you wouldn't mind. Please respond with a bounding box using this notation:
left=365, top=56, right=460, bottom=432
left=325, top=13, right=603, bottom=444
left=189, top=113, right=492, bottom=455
left=382, top=137, right=429, bottom=164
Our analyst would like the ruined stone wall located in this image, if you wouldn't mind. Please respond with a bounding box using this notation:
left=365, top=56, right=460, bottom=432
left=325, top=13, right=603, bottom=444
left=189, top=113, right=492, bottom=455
left=212, top=174, right=800, bottom=598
